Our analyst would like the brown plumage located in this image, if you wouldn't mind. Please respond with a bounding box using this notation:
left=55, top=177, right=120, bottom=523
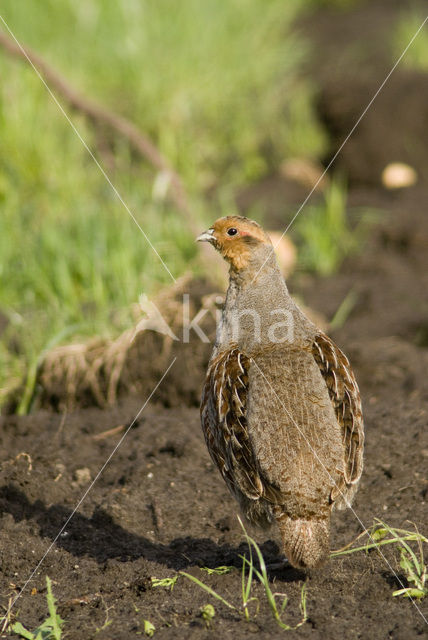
left=198, top=216, right=364, bottom=569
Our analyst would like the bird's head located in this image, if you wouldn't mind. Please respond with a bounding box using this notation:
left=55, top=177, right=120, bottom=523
left=196, top=216, right=272, bottom=271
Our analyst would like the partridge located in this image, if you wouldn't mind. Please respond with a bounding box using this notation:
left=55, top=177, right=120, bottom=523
left=197, top=216, right=364, bottom=569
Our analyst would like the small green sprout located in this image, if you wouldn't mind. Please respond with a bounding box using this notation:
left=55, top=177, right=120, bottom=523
left=143, top=619, right=155, bottom=637
left=201, top=566, right=235, bottom=575
left=393, top=546, right=427, bottom=599
left=181, top=516, right=308, bottom=630
left=332, top=519, right=428, bottom=600
left=238, top=517, right=307, bottom=630
left=200, top=604, right=215, bottom=627
left=151, top=576, right=178, bottom=591
left=11, top=576, right=64, bottom=639
left=392, top=526, right=427, bottom=600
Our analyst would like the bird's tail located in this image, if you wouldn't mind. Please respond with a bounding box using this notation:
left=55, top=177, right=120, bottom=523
left=275, top=513, right=330, bottom=569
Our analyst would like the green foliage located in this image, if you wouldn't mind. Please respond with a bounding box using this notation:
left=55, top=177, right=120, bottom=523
left=393, top=12, right=428, bottom=71
left=179, top=571, right=238, bottom=613
left=143, top=619, right=155, bottom=637
left=200, top=604, right=215, bottom=627
left=383, top=522, right=427, bottom=599
left=238, top=518, right=307, bottom=630
left=151, top=576, right=178, bottom=591
left=329, top=289, right=359, bottom=330
left=332, top=519, right=428, bottom=600
left=181, top=517, right=307, bottom=630
left=11, top=577, right=64, bottom=640
left=0, top=0, right=328, bottom=411
left=306, top=0, right=360, bottom=7
left=393, top=546, right=427, bottom=599
left=201, top=566, right=235, bottom=575
left=0, top=0, right=325, bottom=192
left=294, top=176, right=372, bottom=276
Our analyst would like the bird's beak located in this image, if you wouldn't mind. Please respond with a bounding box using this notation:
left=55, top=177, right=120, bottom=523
left=196, top=228, right=214, bottom=243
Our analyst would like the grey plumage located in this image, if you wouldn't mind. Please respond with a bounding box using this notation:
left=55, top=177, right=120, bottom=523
left=199, top=216, right=364, bottom=569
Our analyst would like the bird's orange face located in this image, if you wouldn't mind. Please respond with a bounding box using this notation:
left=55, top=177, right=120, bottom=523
left=197, top=216, right=271, bottom=270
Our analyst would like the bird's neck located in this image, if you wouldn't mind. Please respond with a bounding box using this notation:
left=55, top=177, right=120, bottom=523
left=215, top=249, right=314, bottom=354
left=227, top=243, right=277, bottom=287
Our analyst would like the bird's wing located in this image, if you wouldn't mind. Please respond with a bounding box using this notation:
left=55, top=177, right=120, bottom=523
left=201, top=346, right=282, bottom=504
left=312, top=332, right=364, bottom=495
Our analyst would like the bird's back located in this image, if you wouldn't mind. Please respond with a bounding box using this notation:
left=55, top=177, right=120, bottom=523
left=247, top=343, right=343, bottom=520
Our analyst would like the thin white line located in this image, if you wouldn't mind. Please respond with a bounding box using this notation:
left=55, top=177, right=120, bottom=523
left=0, top=14, right=176, bottom=283
left=251, top=358, right=428, bottom=625
left=5, top=357, right=176, bottom=616
left=252, top=14, right=428, bottom=284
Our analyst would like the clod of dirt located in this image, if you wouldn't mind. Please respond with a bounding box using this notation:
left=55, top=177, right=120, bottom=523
left=73, top=467, right=92, bottom=487
left=33, top=277, right=218, bottom=413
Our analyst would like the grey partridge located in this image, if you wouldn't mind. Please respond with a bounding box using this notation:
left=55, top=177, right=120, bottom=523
left=197, top=216, right=364, bottom=569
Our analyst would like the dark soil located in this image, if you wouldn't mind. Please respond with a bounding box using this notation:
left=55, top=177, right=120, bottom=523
left=2, top=1, right=428, bottom=638
left=307, top=0, right=428, bottom=187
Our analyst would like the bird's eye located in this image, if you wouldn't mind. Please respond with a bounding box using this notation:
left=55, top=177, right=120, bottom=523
left=227, top=228, right=238, bottom=236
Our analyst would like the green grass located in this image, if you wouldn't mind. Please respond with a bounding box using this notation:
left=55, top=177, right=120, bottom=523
left=179, top=516, right=427, bottom=632
left=0, top=0, right=330, bottom=411
left=180, top=517, right=308, bottom=630
left=332, top=519, right=428, bottom=600
left=307, top=0, right=361, bottom=7
left=393, top=11, right=428, bottom=71
left=0, top=0, right=325, bottom=194
left=238, top=518, right=307, bottom=629
left=293, top=176, right=374, bottom=276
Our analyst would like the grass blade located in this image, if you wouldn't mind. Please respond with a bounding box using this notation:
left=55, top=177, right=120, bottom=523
left=45, top=576, right=63, bottom=640
left=179, top=572, right=237, bottom=611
